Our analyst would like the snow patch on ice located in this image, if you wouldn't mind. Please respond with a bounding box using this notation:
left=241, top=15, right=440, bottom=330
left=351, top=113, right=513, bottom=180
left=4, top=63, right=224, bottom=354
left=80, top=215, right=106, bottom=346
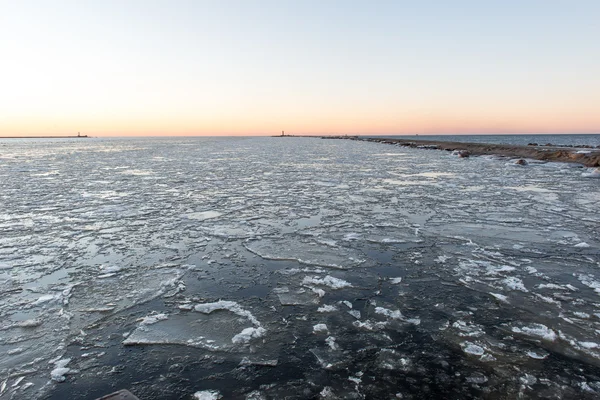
left=577, top=274, right=600, bottom=294
left=317, top=304, right=338, bottom=313
left=302, top=275, right=352, bottom=289
left=139, top=313, right=168, bottom=325
left=50, top=358, right=72, bottom=382
left=512, top=323, right=557, bottom=341
left=325, top=336, right=339, bottom=350
left=490, top=293, right=509, bottom=303
left=194, top=300, right=260, bottom=326
left=193, top=390, right=222, bottom=400
left=232, top=327, right=266, bottom=344
left=502, top=277, right=528, bottom=292
left=461, top=342, right=485, bottom=356
left=375, top=307, right=403, bottom=320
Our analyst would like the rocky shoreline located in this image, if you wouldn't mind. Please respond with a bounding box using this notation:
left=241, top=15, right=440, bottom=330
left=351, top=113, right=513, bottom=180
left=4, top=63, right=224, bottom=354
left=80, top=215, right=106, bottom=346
left=321, top=136, right=600, bottom=167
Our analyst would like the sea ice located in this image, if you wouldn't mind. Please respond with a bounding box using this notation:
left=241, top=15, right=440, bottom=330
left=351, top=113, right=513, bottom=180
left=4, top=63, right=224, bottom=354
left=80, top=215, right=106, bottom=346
left=375, top=307, right=403, bottom=320
left=502, top=277, right=529, bottom=292
left=232, top=327, right=266, bottom=344
left=124, top=301, right=265, bottom=349
left=317, top=305, right=338, bottom=313
left=302, top=275, right=352, bottom=289
left=50, top=358, right=72, bottom=382
left=139, top=313, right=169, bottom=325
left=511, top=323, right=557, bottom=341
left=245, top=238, right=365, bottom=269
left=274, top=287, right=321, bottom=306
left=325, top=336, right=339, bottom=350
left=461, top=343, right=485, bottom=356
left=193, top=390, right=222, bottom=400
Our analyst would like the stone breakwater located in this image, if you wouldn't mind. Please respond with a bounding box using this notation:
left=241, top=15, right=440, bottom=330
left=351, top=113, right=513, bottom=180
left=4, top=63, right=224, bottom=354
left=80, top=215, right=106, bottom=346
left=322, top=136, right=600, bottom=167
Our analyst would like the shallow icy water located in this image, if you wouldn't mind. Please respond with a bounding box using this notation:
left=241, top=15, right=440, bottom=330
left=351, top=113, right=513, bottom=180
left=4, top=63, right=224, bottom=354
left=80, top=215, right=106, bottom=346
left=0, top=137, right=599, bottom=399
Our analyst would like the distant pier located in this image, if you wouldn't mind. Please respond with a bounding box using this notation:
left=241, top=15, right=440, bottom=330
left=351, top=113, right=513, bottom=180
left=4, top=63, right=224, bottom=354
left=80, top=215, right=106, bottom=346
left=0, top=135, right=89, bottom=139
left=322, top=136, right=600, bottom=167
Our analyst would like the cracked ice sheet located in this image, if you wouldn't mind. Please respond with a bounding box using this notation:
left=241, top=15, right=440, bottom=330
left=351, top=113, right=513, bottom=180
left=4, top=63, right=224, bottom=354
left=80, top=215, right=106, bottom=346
left=0, top=263, right=184, bottom=398
left=245, top=238, right=365, bottom=269
left=124, top=301, right=266, bottom=350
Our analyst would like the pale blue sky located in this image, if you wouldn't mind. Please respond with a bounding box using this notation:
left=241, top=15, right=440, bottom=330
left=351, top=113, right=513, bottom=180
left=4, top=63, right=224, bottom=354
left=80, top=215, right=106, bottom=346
left=1, top=0, right=598, bottom=135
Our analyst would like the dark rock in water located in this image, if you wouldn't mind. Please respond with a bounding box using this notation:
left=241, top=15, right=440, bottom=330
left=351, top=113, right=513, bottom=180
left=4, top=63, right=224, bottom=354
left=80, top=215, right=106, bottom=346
left=527, top=143, right=538, bottom=146
left=452, top=150, right=470, bottom=158
left=545, top=143, right=553, bottom=146
left=515, top=159, right=528, bottom=165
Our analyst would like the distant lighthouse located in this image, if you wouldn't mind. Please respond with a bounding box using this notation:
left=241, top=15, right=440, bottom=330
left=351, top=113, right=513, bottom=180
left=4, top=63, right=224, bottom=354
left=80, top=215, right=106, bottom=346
left=281, top=130, right=284, bottom=137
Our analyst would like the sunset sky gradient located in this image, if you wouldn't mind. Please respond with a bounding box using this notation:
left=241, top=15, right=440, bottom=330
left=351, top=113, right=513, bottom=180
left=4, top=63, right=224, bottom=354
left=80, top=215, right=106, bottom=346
left=1, top=0, right=599, bottom=136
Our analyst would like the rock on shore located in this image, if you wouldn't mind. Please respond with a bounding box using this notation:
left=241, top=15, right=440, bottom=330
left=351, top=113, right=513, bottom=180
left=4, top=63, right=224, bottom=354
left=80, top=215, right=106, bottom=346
left=322, top=136, right=600, bottom=167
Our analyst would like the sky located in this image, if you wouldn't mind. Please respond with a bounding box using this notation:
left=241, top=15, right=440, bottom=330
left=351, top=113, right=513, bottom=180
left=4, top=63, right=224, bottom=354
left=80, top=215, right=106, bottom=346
left=0, top=0, right=599, bottom=137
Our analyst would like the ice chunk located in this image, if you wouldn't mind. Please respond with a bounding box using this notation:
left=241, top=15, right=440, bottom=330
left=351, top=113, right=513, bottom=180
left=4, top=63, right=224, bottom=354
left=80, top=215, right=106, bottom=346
left=99, top=265, right=122, bottom=274
left=139, top=313, right=169, bottom=325
left=527, top=350, right=549, bottom=359
left=302, top=275, right=352, bottom=289
left=325, top=336, right=339, bottom=350
left=31, top=294, right=58, bottom=306
left=537, top=283, right=574, bottom=291
left=435, top=255, right=450, bottom=263
left=320, top=387, right=336, bottom=398
left=310, top=347, right=350, bottom=370
left=512, top=324, right=557, bottom=341
left=317, top=304, right=338, bottom=313
left=274, top=287, right=320, bottom=305
left=466, top=373, right=488, bottom=384
left=502, top=277, right=528, bottom=292
left=376, top=349, right=412, bottom=371
left=245, top=239, right=365, bottom=269
left=232, top=327, right=266, bottom=344
left=16, top=319, right=43, bottom=328
left=340, top=300, right=353, bottom=309
left=194, top=300, right=260, bottom=326
left=50, top=358, right=72, bottom=382
left=452, top=320, right=484, bottom=337
left=185, top=211, right=223, bottom=221
left=577, top=274, right=600, bottom=294
left=462, top=343, right=485, bottom=356
left=313, top=324, right=329, bottom=334
left=124, top=301, right=265, bottom=350
left=490, top=293, right=509, bottom=303
left=389, top=277, right=403, bottom=284
left=375, top=307, right=402, bottom=319
left=353, top=320, right=388, bottom=331
left=193, top=390, right=222, bottom=400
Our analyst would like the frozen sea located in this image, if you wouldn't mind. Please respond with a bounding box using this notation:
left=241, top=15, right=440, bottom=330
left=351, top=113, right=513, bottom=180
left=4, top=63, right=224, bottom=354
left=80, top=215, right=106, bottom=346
left=0, top=136, right=599, bottom=399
